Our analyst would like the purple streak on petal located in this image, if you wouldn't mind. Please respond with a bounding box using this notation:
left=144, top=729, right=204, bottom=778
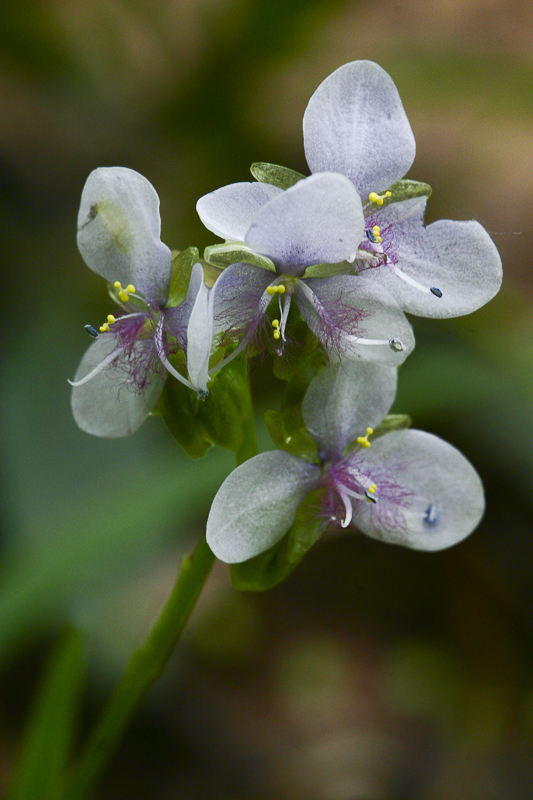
left=322, top=454, right=414, bottom=532
left=295, top=277, right=369, bottom=359
left=212, top=262, right=275, bottom=345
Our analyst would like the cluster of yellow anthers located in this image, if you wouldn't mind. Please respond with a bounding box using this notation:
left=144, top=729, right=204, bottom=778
left=368, top=190, right=392, bottom=206
left=266, top=284, right=286, bottom=297
left=371, top=225, right=382, bottom=244
left=356, top=427, right=373, bottom=448
left=99, top=314, right=116, bottom=333
left=366, top=483, right=377, bottom=503
left=113, top=280, right=136, bottom=303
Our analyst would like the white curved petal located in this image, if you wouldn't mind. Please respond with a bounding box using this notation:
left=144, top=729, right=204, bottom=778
left=302, top=361, right=397, bottom=456
left=295, top=275, right=415, bottom=367
left=352, top=430, right=484, bottom=551
left=186, top=264, right=214, bottom=394
left=207, top=451, right=321, bottom=563
left=303, top=61, right=416, bottom=197
left=71, top=335, right=164, bottom=437
left=77, top=167, right=171, bottom=308
left=369, top=215, right=503, bottom=318
left=245, top=173, right=365, bottom=275
left=196, top=182, right=283, bottom=241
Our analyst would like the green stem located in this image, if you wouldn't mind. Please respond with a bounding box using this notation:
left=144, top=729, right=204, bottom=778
left=61, top=535, right=215, bottom=800
left=62, top=408, right=258, bottom=800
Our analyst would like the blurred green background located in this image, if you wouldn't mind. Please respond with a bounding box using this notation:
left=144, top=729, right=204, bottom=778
left=2, top=0, right=533, bottom=797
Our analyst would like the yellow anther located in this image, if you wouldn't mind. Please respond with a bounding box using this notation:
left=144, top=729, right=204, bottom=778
left=267, top=284, right=286, bottom=296
left=368, top=190, right=392, bottom=206
left=125, top=284, right=135, bottom=293
left=114, top=281, right=122, bottom=289
left=99, top=322, right=110, bottom=332
left=273, top=330, right=281, bottom=340
left=356, top=427, right=374, bottom=448
left=118, top=291, right=129, bottom=303
left=107, top=314, right=116, bottom=324
left=365, top=483, right=377, bottom=503
left=373, top=226, right=380, bottom=235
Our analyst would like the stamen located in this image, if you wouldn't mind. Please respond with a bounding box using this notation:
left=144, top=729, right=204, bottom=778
left=99, top=313, right=117, bottom=333
left=365, top=483, right=378, bottom=504
left=389, top=338, right=405, bottom=352
left=368, top=190, right=392, bottom=206
left=153, top=318, right=194, bottom=391
left=278, top=292, right=292, bottom=345
left=392, top=265, right=443, bottom=300
left=345, top=333, right=404, bottom=350
left=67, top=346, right=124, bottom=386
left=84, top=324, right=98, bottom=338
left=424, top=504, right=439, bottom=527
left=114, top=280, right=137, bottom=303
left=356, top=427, right=373, bottom=448
left=266, top=284, right=286, bottom=296
left=271, top=319, right=281, bottom=340
left=338, top=486, right=354, bottom=529
left=365, top=226, right=382, bottom=245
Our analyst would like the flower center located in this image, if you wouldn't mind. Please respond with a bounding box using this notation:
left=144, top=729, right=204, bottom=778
left=359, top=191, right=443, bottom=300
left=266, top=280, right=294, bottom=354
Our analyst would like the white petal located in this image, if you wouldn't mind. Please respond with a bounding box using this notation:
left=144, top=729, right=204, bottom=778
left=77, top=167, right=171, bottom=308
left=368, top=212, right=503, bottom=318
left=303, top=61, right=416, bottom=198
left=302, top=361, right=397, bottom=456
left=206, top=451, right=321, bottom=563
left=295, top=275, right=415, bottom=366
left=245, top=173, right=365, bottom=274
left=212, top=262, right=274, bottom=338
left=71, top=335, right=164, bottom=437
left=352, top=430, right=485, bottom=550
left=196, top=182, right=283, bottom=241
left=186, top=264, right=214, bottom=393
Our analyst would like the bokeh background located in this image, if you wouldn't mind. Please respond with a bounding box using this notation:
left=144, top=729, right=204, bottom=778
left=1, top=1, right=533, bottom=798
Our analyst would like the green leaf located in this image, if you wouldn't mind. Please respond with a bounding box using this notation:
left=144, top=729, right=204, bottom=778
left=264, top=408, right=318, bottom=463
left=6, top=628, right=85, bottom=800
left=343, top=414, right=412, bottom=456
left=373, top=413, right=412, bottom=437
left=204, top=242, right=276, bottom=273
left=302, top=261, right=352, bottom=279
left=166, top=247, right=200, bottom=307
left=264, top=323, right=325, bottom=462
left=230, top=489, right=322, bottom=591
left=154, top=355, right=255, bottom=459
left=376, top=179, right=432, bottom=209
left=250, top=162, right=306, bottom=190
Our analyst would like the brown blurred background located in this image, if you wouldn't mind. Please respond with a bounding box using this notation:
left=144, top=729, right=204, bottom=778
left=1, top=1, right=533, bottom=798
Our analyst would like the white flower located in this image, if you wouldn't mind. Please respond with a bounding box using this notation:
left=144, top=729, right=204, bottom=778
left=199, top=60, right=502, bottom=321
left=207, top=361, right=484, bottom=563
left=198, top=173, right=414, bottom=371
left=70, top=167, right=213, bottom=437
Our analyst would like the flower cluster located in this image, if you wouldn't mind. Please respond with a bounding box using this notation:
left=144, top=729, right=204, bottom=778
left=70, top=61, right=502, bottom=582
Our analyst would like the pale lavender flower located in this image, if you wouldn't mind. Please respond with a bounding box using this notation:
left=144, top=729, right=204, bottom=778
left=70, top=167, right=213, bottom=437
left=197, top=172, right=415, bottom=371
left=207, top=361, right=484, bottom=563
left=200, top=60, right=502, bottom=324
left=303, top=60, right=502, bottom=316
